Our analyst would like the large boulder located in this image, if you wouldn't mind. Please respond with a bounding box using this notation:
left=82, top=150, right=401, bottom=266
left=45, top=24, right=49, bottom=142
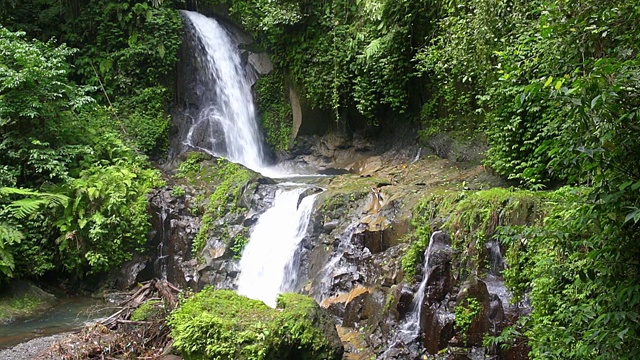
left=169, top=289, right=343, bottom=360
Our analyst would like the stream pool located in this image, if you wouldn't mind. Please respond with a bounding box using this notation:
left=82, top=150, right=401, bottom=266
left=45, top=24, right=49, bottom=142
left=0, top=297, right=109, bottom=350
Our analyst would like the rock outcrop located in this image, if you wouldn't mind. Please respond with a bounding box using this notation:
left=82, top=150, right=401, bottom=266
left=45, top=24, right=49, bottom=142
left=142, top=142, right=530, bottom=359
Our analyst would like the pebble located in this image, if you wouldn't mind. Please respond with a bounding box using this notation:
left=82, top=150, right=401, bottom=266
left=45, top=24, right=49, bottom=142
left=0, top=333, right=70, bottom=360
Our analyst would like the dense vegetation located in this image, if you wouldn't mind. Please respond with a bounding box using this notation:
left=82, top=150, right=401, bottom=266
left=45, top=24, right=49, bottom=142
left=0, top=0, right=180, bottom=283
left=1, top=0, right=639, bottom=358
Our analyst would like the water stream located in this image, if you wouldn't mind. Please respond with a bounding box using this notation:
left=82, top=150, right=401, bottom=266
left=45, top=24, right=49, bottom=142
left=237, top=186, right=319, bottom=307
left=380, top=232, right=438, bottom=358
left=0, top=298, right=107, bottom=350
left=180, top=11, right=267, bottom=172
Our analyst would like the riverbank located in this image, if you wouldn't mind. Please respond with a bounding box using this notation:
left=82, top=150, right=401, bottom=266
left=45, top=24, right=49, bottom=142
left=0, top=333, right=71, bottom=360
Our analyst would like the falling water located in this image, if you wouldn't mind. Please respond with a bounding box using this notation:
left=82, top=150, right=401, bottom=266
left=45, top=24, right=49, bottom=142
left=409, top=232, right=437, bottom=324
left=237, top=187, right=320, bottom=307
left=379, top=232, right=439, bottom=358
left=180, top=11, right=267, bottom=171
left=412, top=147, right=422, bottom=163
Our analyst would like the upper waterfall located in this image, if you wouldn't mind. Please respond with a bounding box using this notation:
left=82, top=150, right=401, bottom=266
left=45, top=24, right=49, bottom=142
left=180, top=11, right=267, bottom=172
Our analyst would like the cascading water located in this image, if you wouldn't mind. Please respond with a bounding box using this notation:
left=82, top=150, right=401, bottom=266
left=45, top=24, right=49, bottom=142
left=237, top=187, right=319, bottom=307
left=379, top=231, right=450, bottom=359
left=175, top=11, right=322, bottom=308
left=180, top=11, right=267, bottom=172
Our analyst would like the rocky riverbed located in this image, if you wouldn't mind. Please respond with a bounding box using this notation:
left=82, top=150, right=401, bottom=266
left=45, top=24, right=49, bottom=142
left=0, top=333, right=70, bottom=360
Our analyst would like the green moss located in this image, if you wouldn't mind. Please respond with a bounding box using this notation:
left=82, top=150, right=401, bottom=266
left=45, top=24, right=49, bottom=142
left=256, top=72, right=293, bottom=152
left=192, top=158, right=254, bottom=255
left=171, top=186, right=186, bottom=197
left=402, top=187, right=549, bottom=280
left=169, top=289, right=341, bottom=360
left=0, top=293, right=44, bottom=322
left=175, top=152, right=210, bottom=180
left=131, top=299, right=165, bottom=321
left=231, top=235, right=250, bottom=259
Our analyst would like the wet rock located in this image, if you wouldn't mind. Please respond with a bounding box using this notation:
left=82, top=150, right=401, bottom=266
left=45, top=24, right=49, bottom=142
left=421, top=306, right=455, bottom=354
left=456, top=279, right=492, bottom=347
left=298, top=187, right=323, bottom=207
left=417, top=232, right=455, bottom=354
left=425, top=131, right=487, bottom=163
left=110, top=253, right=148, bottom=289
left=247, top=52, right=273, bottom=74
left=396, top=285, right=415, bottom=318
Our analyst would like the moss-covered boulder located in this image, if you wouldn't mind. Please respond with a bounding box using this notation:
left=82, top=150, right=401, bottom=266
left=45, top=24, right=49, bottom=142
left=169, top=289, right=343, bottom=360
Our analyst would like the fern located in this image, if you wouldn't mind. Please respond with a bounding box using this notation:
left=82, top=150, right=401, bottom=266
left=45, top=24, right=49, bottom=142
left=0, top=187, right=69, bottom=219
left=0, top=223, right=24, bottom=277
left=0, top=187, right=68, bottom=278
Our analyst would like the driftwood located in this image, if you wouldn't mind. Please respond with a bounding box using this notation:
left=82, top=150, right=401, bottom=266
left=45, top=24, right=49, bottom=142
left=44, top=279, right=181, bottom=359
left=99, top=278, right=179, bottom=330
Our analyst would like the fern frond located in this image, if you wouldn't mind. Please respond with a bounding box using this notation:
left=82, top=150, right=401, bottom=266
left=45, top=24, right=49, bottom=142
left=7, top=198, right=50, bottom=219
left=0, top=222, right=22, bottom=278
left=0, top=187, right=69, bottom=219
left=0, top=222, right=24, bottom=245
left=362, top=32, right=393, bottom=62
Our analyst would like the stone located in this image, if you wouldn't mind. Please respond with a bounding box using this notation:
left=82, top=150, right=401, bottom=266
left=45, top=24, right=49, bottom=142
left=456, top=279, right=492, bottom=347
left=247, top=52, right=273, bottom=75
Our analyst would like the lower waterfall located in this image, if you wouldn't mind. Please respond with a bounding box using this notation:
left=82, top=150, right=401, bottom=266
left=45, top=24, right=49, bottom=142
left=237, top=186, right=320, bottom=307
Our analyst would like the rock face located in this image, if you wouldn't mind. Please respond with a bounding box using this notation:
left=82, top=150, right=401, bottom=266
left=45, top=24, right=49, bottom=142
left=0, top=280, right=57, bottom=325
left=419, top=231, right=455, bottom=355
left=142, top=142, right=525, bottom=358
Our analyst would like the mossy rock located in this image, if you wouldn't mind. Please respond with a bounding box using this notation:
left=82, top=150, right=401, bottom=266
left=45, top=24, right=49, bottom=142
left=0, top=280, right=56, bottom=324
left=169, top=289, right=343, bottom=360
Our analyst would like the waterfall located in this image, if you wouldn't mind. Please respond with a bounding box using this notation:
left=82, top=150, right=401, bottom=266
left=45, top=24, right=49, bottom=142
left=409, top=232, right=437, bottom=323
left=379, top=232, right=439, bottom=359
left=180, top=11, right=267, bottom=172
left=237, top=187, right=319, bottom=307
left=398, top=232, right=437, bottom=336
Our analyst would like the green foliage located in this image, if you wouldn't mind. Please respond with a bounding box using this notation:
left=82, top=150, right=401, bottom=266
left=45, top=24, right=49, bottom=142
left=0, top=188, right=69, bottom=280
left=0, top=23, right=167, bottom=280
left=171, top=186, right=186, bottom=197
left=131, top=299, right=165, bottom=321
left=483, top=321, right=524, bottom=352
left=221, top=0, right=428, bottom=124
left=169, top=288, right=341, bottom=360
left=454, top=296, right=481, bottom=340
left=400, top=199, right=433, bottom=279
left=175, top=152, right=209, bottom=179
left=0, top=27, right=95, bottom=187
left=495, top=186, right=640, bottom=359
left=56, top=146, right=162, bottom=275
left=403, top=188, right=546, bottom=282
left=0, top=188, right=69, bottom=279
left=230, top=235, right=250, bottom=259
left=255, top=72, right=292, bottom=151
left=115, top=86, right=171, bottom=156
left=1, top=0, right=182, bottom=157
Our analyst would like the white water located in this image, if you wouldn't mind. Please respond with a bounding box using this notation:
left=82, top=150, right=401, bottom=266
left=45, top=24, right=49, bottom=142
left=400, top=232, right=436, bottom=334
left=181, top=11, right=267, bottom=172
left=379, top=232, right=438, bottom=358
left=237, top=187, right=319, bottom=307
